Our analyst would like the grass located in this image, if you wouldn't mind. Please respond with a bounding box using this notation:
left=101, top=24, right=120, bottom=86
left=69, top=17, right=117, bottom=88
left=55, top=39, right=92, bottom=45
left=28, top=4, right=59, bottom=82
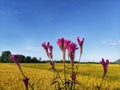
left=0, top=63, right=120, bottom=90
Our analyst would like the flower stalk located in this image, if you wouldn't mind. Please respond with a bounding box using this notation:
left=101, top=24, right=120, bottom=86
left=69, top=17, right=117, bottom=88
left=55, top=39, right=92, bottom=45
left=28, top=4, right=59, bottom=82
left=97, top=58, right=109, bottom=89
left=42, top=37, right=84, bottom=90
left=10, top=54, right=34, bottom=90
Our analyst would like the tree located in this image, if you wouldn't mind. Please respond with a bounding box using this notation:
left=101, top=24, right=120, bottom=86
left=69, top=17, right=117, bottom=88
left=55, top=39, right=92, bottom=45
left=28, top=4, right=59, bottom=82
left=0, top=51, right=40, bottom=63
left=0, top=56, right=1, bottom=62
left=32, top=57, right=38, bottom=63
left=25, top=56, right=31, bottom=63
left=39, top=57, right=42, bottom=62
left=0, top=51, right=11, bottom=62
left=18, top=55, right=25, bottom=63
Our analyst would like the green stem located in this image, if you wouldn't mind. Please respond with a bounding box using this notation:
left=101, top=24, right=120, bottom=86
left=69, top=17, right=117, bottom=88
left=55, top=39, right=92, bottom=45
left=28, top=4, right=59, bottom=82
left=63, top=61, right=67, bottom=90
left=78, top=54, right=82, bottom=65
left=76, top=54, right=82, bottom=73
left=98, top=78, right=104, bottom=90
left=20, top=69, right=34, bottom=90
left=73, top=80, right=75, bottom=90
left=26, top=86, right=28, bottom=90
left=62, top=50, right=67, bottom=90
left=58, top=73, right=65, bottom=89
left=71, top=65, right=74, bottom=90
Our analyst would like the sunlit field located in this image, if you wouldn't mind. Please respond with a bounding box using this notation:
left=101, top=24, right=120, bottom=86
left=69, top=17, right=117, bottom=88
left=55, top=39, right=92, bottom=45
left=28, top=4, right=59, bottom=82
left=0, top=63, right=120, bottom=90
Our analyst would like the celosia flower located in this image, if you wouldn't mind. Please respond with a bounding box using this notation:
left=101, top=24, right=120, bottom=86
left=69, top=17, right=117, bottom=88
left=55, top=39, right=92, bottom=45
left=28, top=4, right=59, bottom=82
left=57, top=38, right=71, bottom=50
left=48, top=45, right=53, bottom=59
left=42, top=42, right=53, bottom=59
left=57, top=38, right=66, bottom=60
left=77, top=37, right=85, bottom=55
left=23, top=77, right=29, bottom=89
left=10, top=55, right=21, bottom=70
left=57, top=38, right=71, bottom=60
left=48, top=45, right=53, bottom=52
left=47, top=42, right=50, bottom=47
left=42, top=42, right=49, bottom=57
left=100, top=58, right=109, bottom=78
left=67, top=43, right=78, bottom=66
left=64, top=40, right=71, bottom=49
left=57, top=38, right=65, bottom=51
left=70, top=72, right=76, bottom=81
left=50, top=61, right=55, bottom=70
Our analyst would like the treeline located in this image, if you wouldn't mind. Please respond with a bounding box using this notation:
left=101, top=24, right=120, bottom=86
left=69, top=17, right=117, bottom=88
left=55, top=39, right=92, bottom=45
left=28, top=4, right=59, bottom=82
left=1, top=51, right=114, bottom=64
left=0, top=51, right=73, bottom=63
left=0, top=51, right=41, bottom=63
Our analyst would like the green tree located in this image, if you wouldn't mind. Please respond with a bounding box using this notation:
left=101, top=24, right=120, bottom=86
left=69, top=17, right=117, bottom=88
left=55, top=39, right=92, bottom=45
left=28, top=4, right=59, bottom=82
left=38, top=57, right=42, bottom=62
left=18, top=55, right=25, bottom=63
left=25, top=56, right=31, bottom=63
left=0, top=56, right=1, bottom=62
left=0, top=51, right=11, bottom=63
left=32, top=57, right=38, bottom=63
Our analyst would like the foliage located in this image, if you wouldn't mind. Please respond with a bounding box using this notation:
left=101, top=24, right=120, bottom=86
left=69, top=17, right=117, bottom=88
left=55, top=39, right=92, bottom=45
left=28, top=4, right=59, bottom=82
left=0, top=51, right=11, bottom=63
left=0, top=51, right=40, bottom=63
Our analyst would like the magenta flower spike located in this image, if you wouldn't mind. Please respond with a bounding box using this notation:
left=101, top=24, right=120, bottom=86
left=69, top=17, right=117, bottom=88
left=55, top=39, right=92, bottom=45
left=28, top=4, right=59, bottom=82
left=67, top=43, right=78, bottom=66
left=47, top=42, right=50, bottom=47
left=42, top=42, right=53, bottom=60
left=23, top=77, right=29, bottom=90
left=10, top=55, right=21, bottom=70
left=100, top=58, right=109, bottom=78
left=57, top=38, right=71, bottom=50
left=64, top=40, right=71, bottom=49
left=57, top=38, right=65, bottom=51
left=77, top=37, right=85, bottom=55
left=48, top=45, right=53, bottom=59
left=70, top=73, right=76, bottom=81
left=57, top=38, right=67, bottom=60
left=48, top=45, right=53, bottom=52
left=42, top=42, right=49, bottom=57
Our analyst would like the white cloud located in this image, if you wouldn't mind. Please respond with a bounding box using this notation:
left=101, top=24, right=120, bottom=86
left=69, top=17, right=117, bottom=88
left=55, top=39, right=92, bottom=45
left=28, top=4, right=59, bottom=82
left=102, top=40, right=120, bottom=46
left=101, top=41, right=107, bottom=44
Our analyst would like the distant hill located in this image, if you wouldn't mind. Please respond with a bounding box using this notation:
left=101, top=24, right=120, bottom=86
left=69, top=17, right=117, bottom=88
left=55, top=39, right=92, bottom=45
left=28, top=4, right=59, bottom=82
left=114, top=59, right=120, bottom=63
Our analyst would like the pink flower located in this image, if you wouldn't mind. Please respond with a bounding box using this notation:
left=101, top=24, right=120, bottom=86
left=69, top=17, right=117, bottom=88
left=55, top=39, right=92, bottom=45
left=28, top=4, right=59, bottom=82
left=48, top=45, right=53, bottom=52
left=64, top=40, right=71, bottom=49
left=57, top=38, right=71, bottom=50
left=57, top=38, right=65, bottom=51
left=77, top=37, right=85, bottom=55
left=50, top=61, right=55, bottom=69
left=42, top=42, right=49, bottom=57
left=48, top=45, right=53, bottom=59
left=70, top=73, right=76, bottom=81
left=100, top=58, right=109, bottom=78
left=67, top=43, right=78, bottom=66
left=10, top=55, right=21, bottom=70
left=57, top=38, right=71, bottom=60
left=42, top=42, right=53, bottom=59
left=23, top=77, right=29, bottom=89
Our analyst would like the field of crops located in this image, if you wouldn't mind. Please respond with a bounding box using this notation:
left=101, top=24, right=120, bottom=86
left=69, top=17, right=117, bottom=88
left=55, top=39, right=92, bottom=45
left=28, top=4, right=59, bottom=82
left=0, top=63, right=120, bottom=90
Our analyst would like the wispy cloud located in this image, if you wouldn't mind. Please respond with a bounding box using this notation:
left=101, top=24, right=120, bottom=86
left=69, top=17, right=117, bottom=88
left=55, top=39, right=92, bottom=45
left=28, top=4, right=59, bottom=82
left=102, top=40, right=120, bottom=46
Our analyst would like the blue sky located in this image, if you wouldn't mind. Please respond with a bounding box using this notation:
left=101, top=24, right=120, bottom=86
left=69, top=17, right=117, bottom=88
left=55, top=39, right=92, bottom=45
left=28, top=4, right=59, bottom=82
left=0, top=0, right=120, bottom=62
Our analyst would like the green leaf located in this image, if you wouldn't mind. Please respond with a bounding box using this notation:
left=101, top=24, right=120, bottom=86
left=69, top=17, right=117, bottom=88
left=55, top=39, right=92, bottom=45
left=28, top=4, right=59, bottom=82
left=75, top=80, right=81, bottom=85
left=53, top=77, right=59, bottom=81
left=51, top=81, right=58, bottom=86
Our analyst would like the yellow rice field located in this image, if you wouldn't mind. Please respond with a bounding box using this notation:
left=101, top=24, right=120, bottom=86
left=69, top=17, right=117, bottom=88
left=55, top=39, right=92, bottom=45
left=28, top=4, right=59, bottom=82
left=0, top=63, right=120, bottom=90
